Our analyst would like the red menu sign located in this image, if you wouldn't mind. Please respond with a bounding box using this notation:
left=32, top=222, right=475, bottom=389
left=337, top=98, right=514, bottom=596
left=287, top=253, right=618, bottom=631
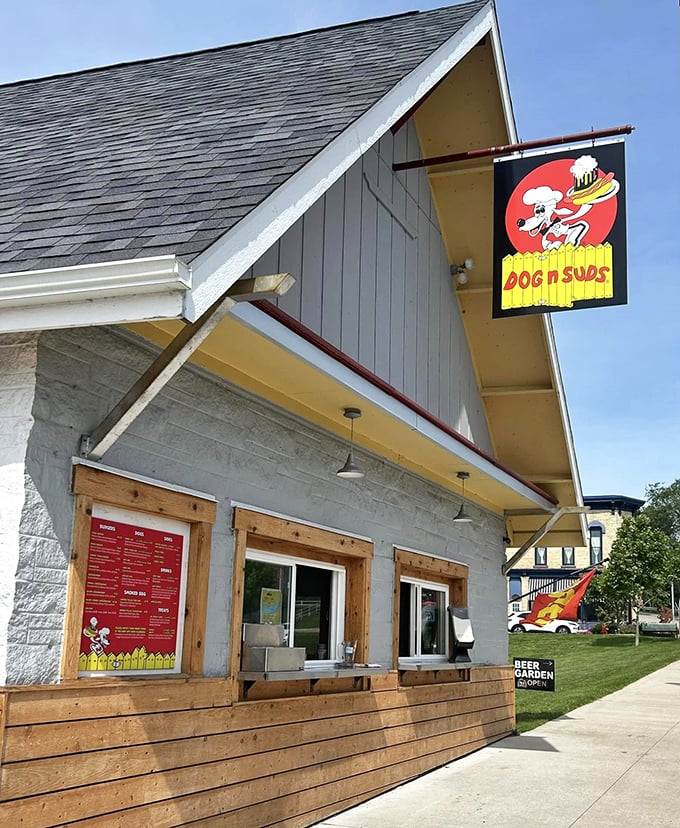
left=79, top=516, right=185, bottom=673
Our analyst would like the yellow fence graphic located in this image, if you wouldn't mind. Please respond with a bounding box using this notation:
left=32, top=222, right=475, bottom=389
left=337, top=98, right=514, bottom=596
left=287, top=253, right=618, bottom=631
left=79, top=646, right=176, bottom=672
left=501, top=243, right=613, bottom=310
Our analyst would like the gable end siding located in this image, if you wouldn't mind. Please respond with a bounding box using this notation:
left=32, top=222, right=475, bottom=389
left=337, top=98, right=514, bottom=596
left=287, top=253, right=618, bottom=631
left=250, top=120, right=491, bottom=452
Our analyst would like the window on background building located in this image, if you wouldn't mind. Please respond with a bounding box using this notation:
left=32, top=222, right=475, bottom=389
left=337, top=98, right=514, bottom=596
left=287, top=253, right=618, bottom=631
left=399, top=577, right=448, bottom=658
left=590, top=527, right=603, bottom=565
left=534, top=547, right=547, bottom=566
left=243, top=549, right=345, bottom=662
left=511, top=601, right=521, bottom=614
left=562, top=547, right=575, bottom=566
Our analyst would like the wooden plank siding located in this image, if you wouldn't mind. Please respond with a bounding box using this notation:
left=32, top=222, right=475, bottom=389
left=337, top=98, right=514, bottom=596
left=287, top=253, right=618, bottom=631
left=247, top=122, right=494, bottom=454
left=0, top=667, right=514, bottom=827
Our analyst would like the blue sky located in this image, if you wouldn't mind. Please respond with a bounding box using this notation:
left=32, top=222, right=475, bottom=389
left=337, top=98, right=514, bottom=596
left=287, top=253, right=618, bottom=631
left=2, top=0, right=678, bottom=500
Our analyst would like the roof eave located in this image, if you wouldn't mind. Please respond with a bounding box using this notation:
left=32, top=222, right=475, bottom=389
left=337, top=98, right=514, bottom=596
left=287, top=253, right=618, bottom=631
left=0, top=255, right=190, bottom=334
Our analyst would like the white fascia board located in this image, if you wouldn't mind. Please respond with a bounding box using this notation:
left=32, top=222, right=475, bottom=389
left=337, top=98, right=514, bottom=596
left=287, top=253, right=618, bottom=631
left=0, top=255, right=190, bottom=334
left=186, top=4, right=494, bottom=321
left=231, top=301, right=556, bottom=514
left=488, top=7, right=518, bottom=143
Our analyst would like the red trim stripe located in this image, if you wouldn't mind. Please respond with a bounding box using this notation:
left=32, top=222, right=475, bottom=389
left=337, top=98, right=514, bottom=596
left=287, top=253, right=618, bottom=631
left=251, top=300, right=558, bottom=505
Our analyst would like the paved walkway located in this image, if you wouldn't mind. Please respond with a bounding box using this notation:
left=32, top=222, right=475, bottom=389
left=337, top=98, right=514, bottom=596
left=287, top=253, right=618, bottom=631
left=315, top=660, right=680, bottom=827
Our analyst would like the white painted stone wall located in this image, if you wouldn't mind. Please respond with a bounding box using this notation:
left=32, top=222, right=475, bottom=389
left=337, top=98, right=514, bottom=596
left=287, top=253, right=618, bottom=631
left=10, top=325, right=507, bottom=685
left=0, top=332, right=39, bottom=685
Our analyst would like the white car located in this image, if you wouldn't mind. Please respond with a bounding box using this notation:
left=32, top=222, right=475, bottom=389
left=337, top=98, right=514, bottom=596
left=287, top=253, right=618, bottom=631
left=508, top=611, right=580, bottom=634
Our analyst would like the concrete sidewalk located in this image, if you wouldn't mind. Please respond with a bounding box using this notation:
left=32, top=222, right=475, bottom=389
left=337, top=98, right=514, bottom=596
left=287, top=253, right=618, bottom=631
left=315, top=660, right=680, bottom=828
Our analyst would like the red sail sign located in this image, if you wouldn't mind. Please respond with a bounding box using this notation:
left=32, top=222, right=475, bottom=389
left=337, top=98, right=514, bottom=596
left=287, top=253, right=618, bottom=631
left=522, top=569, right=597, bottom=627
left=493, top=141, right=627, bottom=318
left=79, top=514, right=187, bottom=674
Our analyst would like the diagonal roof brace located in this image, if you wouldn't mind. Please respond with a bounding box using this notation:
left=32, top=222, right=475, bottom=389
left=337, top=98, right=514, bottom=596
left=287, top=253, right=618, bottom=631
left=79, top=273, right=295, bottom=461
left=502, top=506, right=590, bottom=576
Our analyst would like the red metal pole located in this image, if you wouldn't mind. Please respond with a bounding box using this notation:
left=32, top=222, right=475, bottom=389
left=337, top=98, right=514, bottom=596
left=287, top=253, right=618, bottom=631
left=392, top=125, right=634, bottom=172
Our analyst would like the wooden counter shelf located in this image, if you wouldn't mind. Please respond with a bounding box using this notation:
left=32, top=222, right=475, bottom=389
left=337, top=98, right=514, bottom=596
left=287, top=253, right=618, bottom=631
left=238, top=665, right=389, bottom=696
left=398, top=661, right=474, bottom=680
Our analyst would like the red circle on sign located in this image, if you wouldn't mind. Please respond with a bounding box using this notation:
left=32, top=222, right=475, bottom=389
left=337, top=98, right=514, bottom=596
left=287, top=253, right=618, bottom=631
left=505, top=158, right=618, bottom=254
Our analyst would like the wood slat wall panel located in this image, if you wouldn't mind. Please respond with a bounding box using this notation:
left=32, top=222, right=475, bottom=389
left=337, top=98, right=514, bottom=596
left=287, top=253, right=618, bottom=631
left=1, top=690, right=513, bottom=799
left=4, top=678, right=231, bottom=726
left=67, top=721, right=511, bottom=828
left=0, top=668, right=514, bottom=828
left=1, top=706, right=511, bottom=824
left=4, top=668, right=511, bottom=727
left=1, top=670, right=513, bottom=756
left=3, top=674, right=514, bottom=762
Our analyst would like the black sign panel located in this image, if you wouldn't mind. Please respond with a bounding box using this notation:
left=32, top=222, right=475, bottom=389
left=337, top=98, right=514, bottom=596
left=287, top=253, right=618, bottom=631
left=513, top=657, right=555, bottom=692
left=493, top=141, right=627, bottom=318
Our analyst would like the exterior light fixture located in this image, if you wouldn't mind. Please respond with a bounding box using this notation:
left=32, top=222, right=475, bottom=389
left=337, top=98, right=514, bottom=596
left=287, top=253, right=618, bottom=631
left=451, top=258, right=475, bottom=285
left=452, top=471, right=473, bottom=523
left=336, top=407, right=365, bottom=479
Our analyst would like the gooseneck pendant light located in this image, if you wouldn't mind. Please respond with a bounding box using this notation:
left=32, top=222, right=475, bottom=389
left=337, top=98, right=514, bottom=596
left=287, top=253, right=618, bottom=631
left=336, top=408, right=365, bottom=479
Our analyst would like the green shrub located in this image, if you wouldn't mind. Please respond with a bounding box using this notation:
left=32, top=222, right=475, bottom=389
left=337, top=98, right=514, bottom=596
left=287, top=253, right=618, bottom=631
left=590, top=622, right=611, bottom=634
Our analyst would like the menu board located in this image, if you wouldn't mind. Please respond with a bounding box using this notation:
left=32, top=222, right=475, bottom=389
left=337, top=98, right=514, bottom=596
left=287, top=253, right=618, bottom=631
left=79, top=505, right=189, bottom=675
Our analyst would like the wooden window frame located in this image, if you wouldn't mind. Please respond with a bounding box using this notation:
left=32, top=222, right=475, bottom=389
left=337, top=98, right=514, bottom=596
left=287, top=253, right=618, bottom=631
left=393, top=547, right=468, bottom=668
left=230, top=508, right=373, bottom=690
left=62, top=463, right=216, bottom=680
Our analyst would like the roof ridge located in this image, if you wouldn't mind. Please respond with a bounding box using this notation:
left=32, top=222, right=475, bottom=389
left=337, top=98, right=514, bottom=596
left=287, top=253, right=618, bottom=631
left=0, top=7, right=433, bottom=90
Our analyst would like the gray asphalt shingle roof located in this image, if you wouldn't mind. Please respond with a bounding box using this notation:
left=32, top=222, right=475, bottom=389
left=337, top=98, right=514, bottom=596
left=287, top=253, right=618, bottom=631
left=0, top=1, right=486, bottom=275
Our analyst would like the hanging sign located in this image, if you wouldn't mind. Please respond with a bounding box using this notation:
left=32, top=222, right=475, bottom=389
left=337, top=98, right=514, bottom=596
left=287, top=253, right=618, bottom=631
left=493, top=140, right=626, bottom=318
left=79, top=506, right=189, bottom=675
left=513, top=658, right=555, bottom=692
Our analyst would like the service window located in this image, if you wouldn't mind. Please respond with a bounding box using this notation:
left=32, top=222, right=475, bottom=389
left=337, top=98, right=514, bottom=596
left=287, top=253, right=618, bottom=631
left=244, top=549, right=346, bottom=663
left=393, top=547, right=468, bottom=668
left=399, top=576, right=448, bottom=659
left=230, top=507, right=373, bottom=689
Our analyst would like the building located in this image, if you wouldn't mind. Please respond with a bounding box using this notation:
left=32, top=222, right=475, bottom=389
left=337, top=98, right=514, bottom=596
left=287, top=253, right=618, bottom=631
left=0, top=3, right=587, bottom=825
left=506, top=495, right=645, bottom=614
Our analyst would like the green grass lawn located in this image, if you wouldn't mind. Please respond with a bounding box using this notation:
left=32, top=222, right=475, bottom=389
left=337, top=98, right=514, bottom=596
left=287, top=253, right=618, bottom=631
left=510, top=633, right=680, bottom=733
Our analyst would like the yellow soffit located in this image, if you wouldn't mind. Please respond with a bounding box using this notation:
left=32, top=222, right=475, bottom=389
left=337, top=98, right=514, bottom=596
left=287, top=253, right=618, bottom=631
left=409, top=35, right=585, bottom=545
left=128, top=309, right=559, bottom=528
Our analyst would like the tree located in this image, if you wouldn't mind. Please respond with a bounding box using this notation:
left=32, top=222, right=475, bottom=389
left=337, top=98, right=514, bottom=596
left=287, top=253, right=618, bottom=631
left=642, top=479, right=680, bottom=541
left=642, top=479, right=680, bottom=614
left=586, top=514, right=673, bottom=645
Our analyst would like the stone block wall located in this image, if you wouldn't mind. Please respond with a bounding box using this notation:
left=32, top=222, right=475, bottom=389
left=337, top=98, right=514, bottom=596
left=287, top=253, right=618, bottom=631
left=4, top=325, right=507, bottom=684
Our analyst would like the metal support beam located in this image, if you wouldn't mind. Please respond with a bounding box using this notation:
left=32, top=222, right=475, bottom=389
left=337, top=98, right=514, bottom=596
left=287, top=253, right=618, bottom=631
left=502, top=506, right=590, bottom=576
left=393, top=124, right=634, bottom=172
left=80, top=273, right=294, bottom=461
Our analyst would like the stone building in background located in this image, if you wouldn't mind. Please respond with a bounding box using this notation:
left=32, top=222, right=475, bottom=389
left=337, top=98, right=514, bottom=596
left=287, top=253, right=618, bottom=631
left=506, top=495, right=645, bottom=617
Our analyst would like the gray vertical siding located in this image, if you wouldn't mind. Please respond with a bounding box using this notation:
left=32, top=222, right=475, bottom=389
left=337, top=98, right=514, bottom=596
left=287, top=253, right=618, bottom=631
left=249, top=120, right=492, bottom=453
